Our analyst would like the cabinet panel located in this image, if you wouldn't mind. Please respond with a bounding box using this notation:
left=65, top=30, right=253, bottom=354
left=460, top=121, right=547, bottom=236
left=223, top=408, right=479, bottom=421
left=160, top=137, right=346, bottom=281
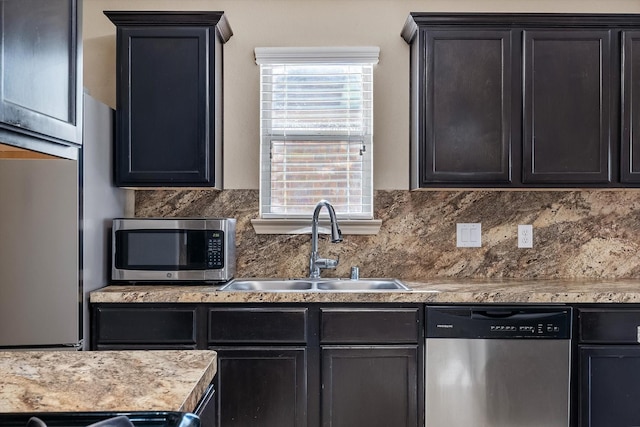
left=523, top=30, right=611, bottom=184
left=579, top=346, right=640, bottom=427
left=403, top=14, right=640, bottom=189
left=106, top=12, right=230, bottom=187
left=0, top=0, right=81, bottom=145
left=93, top=305, right=197, bottom=346
left=322, top=346, right=418, bottom=427
left=117, top=26, right=210, bottom=185
left=579, top=308, right=640, bottom=343
left=419, top=29, right=513, bottom=186
left=208, top=307, right=307, bottom=344
left=621, top=31, right=640, bottom=183
left=320, top=308, right=419, bottom=344
left=213, top=347, right=307, bottom=427
left=91, top=302, right=423, bottom=427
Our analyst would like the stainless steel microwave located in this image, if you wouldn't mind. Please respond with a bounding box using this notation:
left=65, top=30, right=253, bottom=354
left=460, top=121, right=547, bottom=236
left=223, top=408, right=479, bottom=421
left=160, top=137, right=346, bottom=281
left=111, top=218, right=236, bottom=283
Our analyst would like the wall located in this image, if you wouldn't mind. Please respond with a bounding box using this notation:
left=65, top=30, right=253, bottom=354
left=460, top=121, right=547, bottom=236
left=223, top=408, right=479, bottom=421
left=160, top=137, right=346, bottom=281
left=84, top=1, right=640, bottom=279
left=135, top=189, right=640, bottom=279
left=83, top=0, right=640, bottom=189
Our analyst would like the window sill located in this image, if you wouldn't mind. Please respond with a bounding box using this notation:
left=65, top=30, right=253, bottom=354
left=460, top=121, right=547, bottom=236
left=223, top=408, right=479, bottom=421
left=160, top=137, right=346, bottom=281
left=251, top=218, right=382, bottom=235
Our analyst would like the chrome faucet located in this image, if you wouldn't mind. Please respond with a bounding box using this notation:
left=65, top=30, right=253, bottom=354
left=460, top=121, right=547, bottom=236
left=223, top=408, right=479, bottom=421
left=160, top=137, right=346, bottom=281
left=309, top=200, right=343, bottom=279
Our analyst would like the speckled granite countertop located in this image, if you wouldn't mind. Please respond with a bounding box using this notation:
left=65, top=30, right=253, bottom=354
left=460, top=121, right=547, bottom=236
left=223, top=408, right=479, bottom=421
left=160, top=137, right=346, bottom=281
left=0, top=350, right=217, bottom=413
left=90, top=279, right=640, bottom=304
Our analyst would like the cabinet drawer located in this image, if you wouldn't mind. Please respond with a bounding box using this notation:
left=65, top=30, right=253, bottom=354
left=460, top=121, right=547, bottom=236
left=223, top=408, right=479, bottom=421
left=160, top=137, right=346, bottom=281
left=579, top=309, right=640, bottom=343
left=94, top=306, right=197, bottom=345
left=208, top=308, right=307, bottom=344
left=321, top=307, right=420, bottom=343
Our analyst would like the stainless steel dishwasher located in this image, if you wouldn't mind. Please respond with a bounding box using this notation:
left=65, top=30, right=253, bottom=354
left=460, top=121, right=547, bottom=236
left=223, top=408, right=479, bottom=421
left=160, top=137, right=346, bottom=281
left=425, top=306, right=572, bottom=427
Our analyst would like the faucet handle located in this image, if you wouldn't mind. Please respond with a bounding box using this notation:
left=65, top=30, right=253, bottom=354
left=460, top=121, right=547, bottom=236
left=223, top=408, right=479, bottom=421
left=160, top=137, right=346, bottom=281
left=350, top=266, right=360, bottom=280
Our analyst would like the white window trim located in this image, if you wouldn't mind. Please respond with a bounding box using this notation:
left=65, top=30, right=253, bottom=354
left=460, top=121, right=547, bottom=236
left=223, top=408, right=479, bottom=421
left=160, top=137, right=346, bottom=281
left=254, top=46, right=381, bottom=235
left=251, top=218, right=382, bottom=235
left=255, top=46, right=380, bottom=65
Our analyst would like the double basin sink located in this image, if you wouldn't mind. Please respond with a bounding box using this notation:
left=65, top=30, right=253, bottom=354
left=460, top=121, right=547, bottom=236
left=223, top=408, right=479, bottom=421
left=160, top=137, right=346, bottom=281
left=219, top=278, right=410, bottom=292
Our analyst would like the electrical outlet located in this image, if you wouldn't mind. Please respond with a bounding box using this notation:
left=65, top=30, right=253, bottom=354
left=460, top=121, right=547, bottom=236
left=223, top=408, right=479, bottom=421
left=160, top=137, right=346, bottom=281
left=457, top=223, right=482, bottom=247
left=518, top=224, right=533, bottom=248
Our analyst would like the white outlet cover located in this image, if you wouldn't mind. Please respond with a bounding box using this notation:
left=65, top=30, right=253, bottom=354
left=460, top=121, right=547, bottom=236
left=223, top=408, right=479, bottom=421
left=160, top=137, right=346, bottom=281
left=518, top=224, right=533, bottom=248
left=457, top=223, right=482, bottom=248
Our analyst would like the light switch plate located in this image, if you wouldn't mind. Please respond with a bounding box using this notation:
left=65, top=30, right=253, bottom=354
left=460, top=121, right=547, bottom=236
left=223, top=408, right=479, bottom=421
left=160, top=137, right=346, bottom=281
left=457, top=223, right=482, bottom=247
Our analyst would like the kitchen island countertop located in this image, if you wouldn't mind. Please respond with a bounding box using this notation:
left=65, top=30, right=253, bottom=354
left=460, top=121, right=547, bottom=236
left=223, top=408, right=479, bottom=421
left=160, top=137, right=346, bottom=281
left=0, top=350, right=217, bottom=414
left=90, top=278, right=640, bottom=304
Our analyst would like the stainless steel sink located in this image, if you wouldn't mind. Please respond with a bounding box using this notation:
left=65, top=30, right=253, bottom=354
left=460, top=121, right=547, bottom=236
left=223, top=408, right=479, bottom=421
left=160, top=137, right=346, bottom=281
left=219, top=279, right=316, bottom=291
left=219, top=278, right=410, bottom=292
left=316, top=279, right=410, bottom=291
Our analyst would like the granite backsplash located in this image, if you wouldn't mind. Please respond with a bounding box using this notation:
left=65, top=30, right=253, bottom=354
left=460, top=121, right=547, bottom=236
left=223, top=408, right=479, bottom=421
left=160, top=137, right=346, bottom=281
left=135, top=189, right=640, bottom=280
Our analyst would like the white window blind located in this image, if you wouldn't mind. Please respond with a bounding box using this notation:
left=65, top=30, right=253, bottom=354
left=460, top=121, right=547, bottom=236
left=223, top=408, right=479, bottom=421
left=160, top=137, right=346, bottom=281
left=256, top=47, right=379, bottom=220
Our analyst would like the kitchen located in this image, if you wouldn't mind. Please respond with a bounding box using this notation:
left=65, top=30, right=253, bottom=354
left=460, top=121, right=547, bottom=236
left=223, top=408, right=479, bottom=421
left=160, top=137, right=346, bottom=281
left=4, top=0, right=640, bottom=426
left=84, top=0, right=640, bottom=280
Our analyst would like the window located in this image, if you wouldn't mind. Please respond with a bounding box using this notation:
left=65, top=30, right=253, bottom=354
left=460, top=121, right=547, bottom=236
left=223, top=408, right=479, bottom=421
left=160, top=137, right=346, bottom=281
left=254, top=47, right=380, bottom=234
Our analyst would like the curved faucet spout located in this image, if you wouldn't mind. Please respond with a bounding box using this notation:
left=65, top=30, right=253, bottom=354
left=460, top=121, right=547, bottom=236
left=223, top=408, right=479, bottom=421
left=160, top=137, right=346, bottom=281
left=309, top=200, right=343, bottom=278
left=312, top=200, right=343, bottom=244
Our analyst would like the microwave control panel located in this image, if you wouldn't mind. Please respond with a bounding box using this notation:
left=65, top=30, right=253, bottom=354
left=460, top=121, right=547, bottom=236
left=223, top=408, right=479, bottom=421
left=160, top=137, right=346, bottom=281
left=207, top=231, right=225, bottom=269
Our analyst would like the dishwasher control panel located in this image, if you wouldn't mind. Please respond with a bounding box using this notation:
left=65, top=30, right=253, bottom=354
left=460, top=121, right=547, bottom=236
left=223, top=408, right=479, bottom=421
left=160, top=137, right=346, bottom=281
left=426, top=306, right=572, bottom=339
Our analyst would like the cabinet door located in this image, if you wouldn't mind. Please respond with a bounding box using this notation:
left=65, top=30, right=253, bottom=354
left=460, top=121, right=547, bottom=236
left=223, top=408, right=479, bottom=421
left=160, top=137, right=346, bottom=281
left=621, top=31, right=640, bottom=183
left=320, top=307, right=420, bottom=344
left=579, top=308, right=640, bottom=343
left=92, top=305, right=198, bottom=349
left=213, top=347, right=307, bottom=427
left=523, top=30, right=612, bottom=184
left=114, top=25, right=216, bottom=186
left=416, top=29, right=514, bottom=186
left=208, top=307, right=307, bottom=344
left=321, top=346, right=418, bottom=427
left=580, top=346, right=640, bottom=427
left=0, top=0, right=81, bottom=145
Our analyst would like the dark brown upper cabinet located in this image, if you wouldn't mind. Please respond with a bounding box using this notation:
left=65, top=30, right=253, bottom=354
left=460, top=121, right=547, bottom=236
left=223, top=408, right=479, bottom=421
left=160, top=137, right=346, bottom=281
left=0, top=0, right=82, bottom=159
left=105, top=12, right=232, bottom=188
left=523, top=29, right=612, bottom=185
left=412, top=28, right=515, bottom=186
left=402, top=13, right=640, bottom=189
left=621, top=30, right=640, bottom=184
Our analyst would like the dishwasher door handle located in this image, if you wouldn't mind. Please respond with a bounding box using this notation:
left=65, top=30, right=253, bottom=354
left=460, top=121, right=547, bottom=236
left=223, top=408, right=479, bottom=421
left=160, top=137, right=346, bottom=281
left=470, top=310, right=564, bottom=321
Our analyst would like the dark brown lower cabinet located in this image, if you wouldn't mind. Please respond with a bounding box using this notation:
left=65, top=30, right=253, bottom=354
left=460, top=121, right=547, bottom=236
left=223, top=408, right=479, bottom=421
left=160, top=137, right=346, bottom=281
left=319, top=307, right=422, bottom=427
left=92, top=303, right=423, bottom=427
left=322, top=346, right=418, bottom=427
left=207, top=307, right=309, bottom=427
left=213, top=348, right=307, bottom=427
left=90, top=304, right=215, bottom=426
left=578, top=308, right=640, bottom=427
left=579, top=346, right=640, bottom=427
left=91, top=304, right=198, bottom=350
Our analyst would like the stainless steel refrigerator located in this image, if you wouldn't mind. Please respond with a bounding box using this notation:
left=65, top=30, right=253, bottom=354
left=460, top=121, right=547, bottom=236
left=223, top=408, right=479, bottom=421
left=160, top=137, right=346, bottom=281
left=0, top=93, right=127, bottom=350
